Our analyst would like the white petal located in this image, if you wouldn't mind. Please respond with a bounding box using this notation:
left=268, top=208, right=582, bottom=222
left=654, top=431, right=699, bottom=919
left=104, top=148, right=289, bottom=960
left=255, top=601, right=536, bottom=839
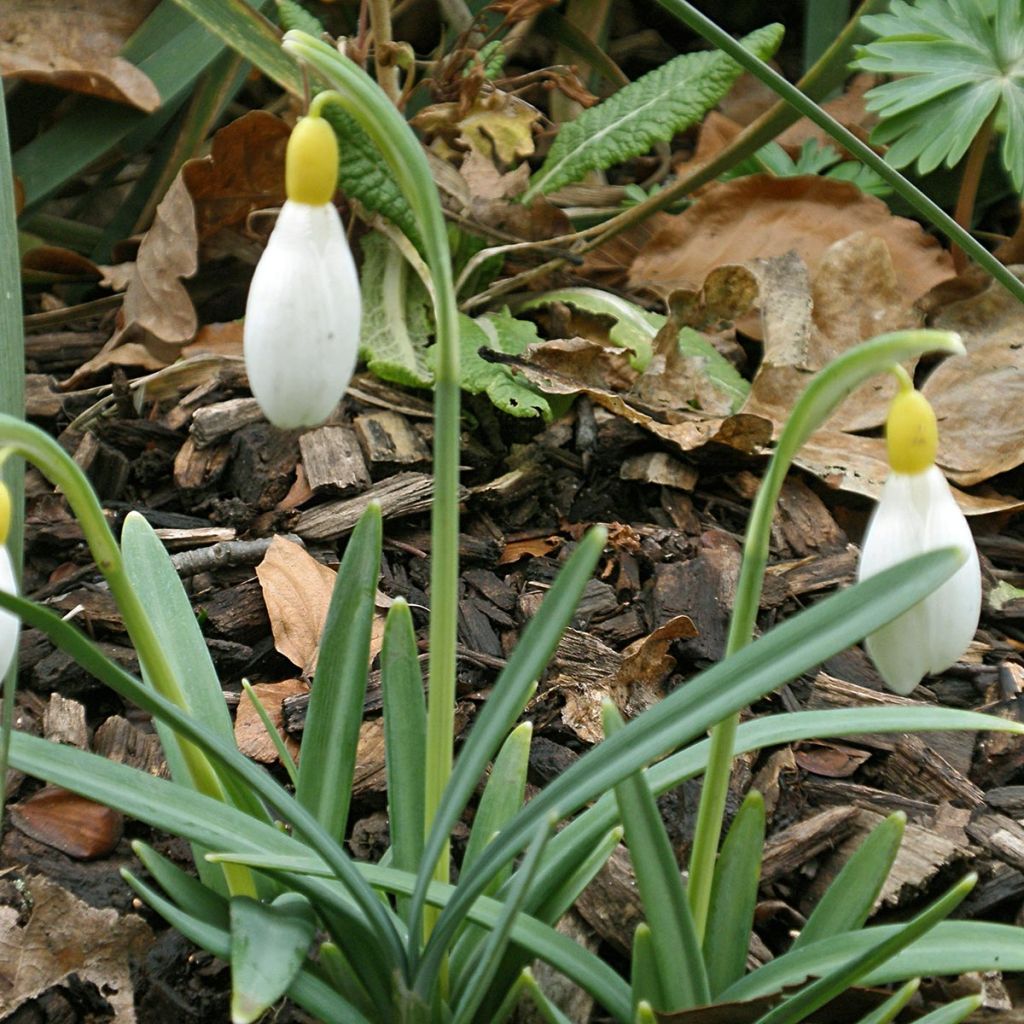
left=243, top=201, right=361, bottom=429
left=0, top=547, right=20, bottom=680
left=858, top=466, right=981, bottom=694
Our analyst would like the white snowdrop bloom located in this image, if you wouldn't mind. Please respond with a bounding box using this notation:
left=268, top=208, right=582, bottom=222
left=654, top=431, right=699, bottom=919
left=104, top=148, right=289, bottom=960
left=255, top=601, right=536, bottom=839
left=243, top=115, right=361, bottom=429
left=0, top=485, right=19, bottom=680
left=857, top=387, right=981, bottom=695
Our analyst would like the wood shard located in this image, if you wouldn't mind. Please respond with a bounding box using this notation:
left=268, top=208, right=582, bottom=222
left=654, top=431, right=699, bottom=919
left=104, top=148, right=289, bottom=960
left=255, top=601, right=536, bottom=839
left=190, top=397, right=264, bottom=447
left=353, top=410, right=431, bottom=471
left=294, top=472, right=440, bottom=541
left=761, top=805, right=860, bottom=882
left=620, top=451, right=698, bottom=491
left=299, top=424, right=371, bottom=494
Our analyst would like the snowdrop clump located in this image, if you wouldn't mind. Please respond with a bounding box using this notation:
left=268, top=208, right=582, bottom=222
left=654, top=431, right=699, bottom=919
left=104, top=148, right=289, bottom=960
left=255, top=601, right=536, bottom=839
left=243, top=113, right=361, bottom=429
left=857, top=384, right=981, bottom=694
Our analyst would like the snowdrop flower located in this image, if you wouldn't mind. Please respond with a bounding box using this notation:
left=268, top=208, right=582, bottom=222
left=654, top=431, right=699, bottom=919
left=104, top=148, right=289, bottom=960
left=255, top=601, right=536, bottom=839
left=857, top=384, right=981, bottom=695
left=243, top=113, right=361, bottom=429
left=0, top=483, right=19, bottom=679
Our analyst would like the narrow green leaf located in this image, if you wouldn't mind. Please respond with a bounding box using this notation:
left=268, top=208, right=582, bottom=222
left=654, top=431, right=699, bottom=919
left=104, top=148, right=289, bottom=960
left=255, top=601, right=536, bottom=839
left=751, top=875, right=976, bottom=1024
left=519, top=968, right=577, bottom=1024
left=463, top=721, right=533, bottom=885
left=418, top=548, right=967, bottom=990
left=523, top=24, right=783, bottom=200
left=792, top=812, right=905, bottom=951
left=123, top=870, right=366, bottom=1024
left=703, top=790, right=765, bottom=996
left=908, top=996, right=983, bottom=1024
left=241, top=679, right=299, bottom=785
left=295, top=504, right=382, bottom=840
left=132, top=840, right=230, bottom=929
left=631, top=923, right=662, bottom=1014
left=450, top=819, right=553, bottom=1024
left=852, top=979, right=919, bottom=1024
left=603, top=700, right=709, bottom=1011
left=380, top=599, right=426, bottom=900
left=317, top=942, right=379, bottom=1022
left=230, top=892, right=317, bottom=1023
left=275, top=0, right=324, bottom=34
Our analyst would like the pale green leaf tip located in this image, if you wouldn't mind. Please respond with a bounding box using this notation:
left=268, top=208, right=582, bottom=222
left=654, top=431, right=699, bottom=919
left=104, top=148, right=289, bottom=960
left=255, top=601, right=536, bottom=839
left=512, top=719, right=533, bottom=737
left=231, top=996, right=261, bottom=1024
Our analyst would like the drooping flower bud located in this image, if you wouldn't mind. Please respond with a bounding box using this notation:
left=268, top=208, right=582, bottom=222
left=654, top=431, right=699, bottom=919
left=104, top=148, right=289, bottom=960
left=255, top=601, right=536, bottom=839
left=857, top=383, right=981, bottom=694
left=0, top=482, right=20, bottom=680
left=243, top=112, right=361, bottom=430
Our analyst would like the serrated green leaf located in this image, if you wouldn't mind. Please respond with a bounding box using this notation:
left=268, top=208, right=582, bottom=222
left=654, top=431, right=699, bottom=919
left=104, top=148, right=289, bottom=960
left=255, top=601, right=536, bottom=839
left=523, top=23, right=783, bottom=200
left=453, top=312, right=551, bottom=419
left=359, top=233, right=434, bottom=387
left=854, top=0, right=1024, bottom=190
left=318, top=104, right=422, bottom=249
left=275, top=0, right=324, bottom=35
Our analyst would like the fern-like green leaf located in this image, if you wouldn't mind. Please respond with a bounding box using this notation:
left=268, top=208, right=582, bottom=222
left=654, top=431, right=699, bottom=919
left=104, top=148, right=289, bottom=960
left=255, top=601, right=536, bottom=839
left=319, top=105, right=423, bottom=249
left=854, top=0, right=1024, bottom=190
left=359, top=234, right=433, bottom=387
left=275, top=0, right=324, bottom=36
left=522, top=23, right=783, bottom=201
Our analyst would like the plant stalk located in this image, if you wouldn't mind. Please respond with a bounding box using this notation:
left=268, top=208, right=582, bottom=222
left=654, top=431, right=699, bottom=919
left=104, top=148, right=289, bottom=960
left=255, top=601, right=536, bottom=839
left=951, top=110, right=996, bottom=273
left=367, top=0, right=402, bottom=103
left=686, top=329, right=966, bottom=939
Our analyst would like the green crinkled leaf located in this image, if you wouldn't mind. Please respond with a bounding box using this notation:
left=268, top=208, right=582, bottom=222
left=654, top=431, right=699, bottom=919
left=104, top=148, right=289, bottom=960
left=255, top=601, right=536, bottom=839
left=319, top=105, right=423, bottom=250
left=359, top=233, right=434, bottom=388
left=454, top=311, right=551, bottom=419
left=854, top=0, right=1024, bottom=190
left=275, top=0, right=324, bottom=36
left=522, top=23, right=783, bottom=201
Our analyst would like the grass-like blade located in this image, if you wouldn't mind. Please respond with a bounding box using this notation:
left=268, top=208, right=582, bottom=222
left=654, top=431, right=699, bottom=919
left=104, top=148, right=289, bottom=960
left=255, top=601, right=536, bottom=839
left=703, top=790, right=765, bottom=996
left=295, top=504, right=382, bottom=841
left=603, top=700, right=709, bottom=1011
left=132, top=840, right=230, bottom=928
left=751, top=875, right=975, bottom=1024
left=415, top=548, right=964, bottom=993
left=792, top=812, right=904, bottom=951
left=904, top=996, right=983, bottom=1024
left=631, top=923, right=661, bottom=1014
left=851, top=979, right=919, bottom=1024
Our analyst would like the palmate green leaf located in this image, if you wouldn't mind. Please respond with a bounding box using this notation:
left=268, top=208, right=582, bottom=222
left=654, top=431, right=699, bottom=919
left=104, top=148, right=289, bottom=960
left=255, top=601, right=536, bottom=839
left=854, top=0, right=1024, bottom=189
left=358, top=233, right=433, bottom=387
left=522, top=23, right=783, bottom=201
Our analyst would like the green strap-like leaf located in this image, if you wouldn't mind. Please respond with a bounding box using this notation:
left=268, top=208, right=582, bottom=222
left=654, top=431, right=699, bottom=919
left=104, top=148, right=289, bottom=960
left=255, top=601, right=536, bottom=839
left=230, top=892, right=318, bottom=1023
left=522, top=23, right=783, bottom=200
left=703, top=790, right=765, bottom=996
left=295, top=504, right=382, bottom=841
left=603, top=700, right=709, bottom=1011
left=792, top=812, right=905, bottom=951
left=851, top=979, right=919, bottom=1024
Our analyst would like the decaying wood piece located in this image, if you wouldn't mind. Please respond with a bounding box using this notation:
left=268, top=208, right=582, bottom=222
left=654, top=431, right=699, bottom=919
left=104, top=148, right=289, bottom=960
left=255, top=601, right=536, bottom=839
left=573, top=844, right=645, bottom=955
left=42, top=694, right=88, bottom=749
left=25, top=374, right=63, bottom=418
left=173, top=436, right=231, bottom=491
left=294, top=472, right=442, bottom=541
left=227, top=424, right=299, bottom=510
left=761, top=806, right=860, bottom=882
left=773, top=477, right=848, bottom=556
left=620, top=451, right=698, bottom=491
left=353, top=410, right=431, bottom=471
left=190, top=397, right=264, bottom=447
left=967, top=812, right=1024, bottom=873
left=299, top=424, right=371, bottom=494
left=802, top=779, right=938, bottom=822
left=170, top=533, right=305, bottom=576
left=514, top=911, right=597, bottom=1024
left=93, top=715, right=166, bottom=777
left=72, top=431, right=129, bottom=500
left=201, top=578, right=270, bottom=643
left=153, top=526, right=235, bottom=549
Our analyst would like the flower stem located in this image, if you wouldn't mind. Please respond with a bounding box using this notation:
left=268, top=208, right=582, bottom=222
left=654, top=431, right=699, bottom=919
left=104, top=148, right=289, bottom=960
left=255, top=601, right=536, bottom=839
left=951, top=111, right=996, bottom=273
left=686, top=329, right=966, bottom=940
left=283, top=39, right=462, bottom=957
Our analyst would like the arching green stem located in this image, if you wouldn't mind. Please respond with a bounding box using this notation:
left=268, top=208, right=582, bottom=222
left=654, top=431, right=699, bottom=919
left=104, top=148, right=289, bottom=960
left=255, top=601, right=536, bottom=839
left=686, top=329, right=966, bottom=939
left=284, top=34, right=462, bottom=931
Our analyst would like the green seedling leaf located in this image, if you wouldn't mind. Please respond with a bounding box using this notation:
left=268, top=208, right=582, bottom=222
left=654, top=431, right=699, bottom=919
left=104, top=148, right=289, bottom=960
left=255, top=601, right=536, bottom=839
left=852, top=979, right=919, bottom=1024
left=603, top=701, right=709, bottom=1011
left=359, top=233, right=433, bottom=387
left=703, top=790, right=765, bottom=996
left=454, top=312, right=552, bottom=419
left=295, top=504, right=382, bottom=841
left=317, top=942, right=379, bottom=1021
left=230, top=892, right=317, bottom=1023
left=522, top=23, right=783, bottom=200
left=631, top=924, right=660, bottom=1015
left=792, top=812, right=905, bottom=951
left=907, top=996, right=983, bottom=1024
left=133, top=840, right=230, bottom=929
left=854, top=0, right=1024, bottom=190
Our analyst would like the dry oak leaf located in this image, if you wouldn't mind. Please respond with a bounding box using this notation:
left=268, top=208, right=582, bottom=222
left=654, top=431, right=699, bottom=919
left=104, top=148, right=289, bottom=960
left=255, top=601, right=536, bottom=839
left=923, top=267, right=1024, bottom=486
left=67, top=112, right=290, bottom=385
left=0, top=873, right=153, bottom=1020
left=629, top=175, right=954, bottom=321
left=256, top=536, right=386, bottom=676
left=235, top=679, right=308, bottom=763
left=8, top=786, right=122, bottom=860
left=0, top=0, right=160, bottom=111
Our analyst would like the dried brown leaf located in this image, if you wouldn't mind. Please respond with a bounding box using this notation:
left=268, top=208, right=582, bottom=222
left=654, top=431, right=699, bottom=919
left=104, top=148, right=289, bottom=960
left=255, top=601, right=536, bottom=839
left=9, top=786, right=122, bottom=860
left=0, top=0, right=160, bottom=111
left=234, top=679, right=307, bottom=763
left=629, top=176, right=954, bottom=317
left=0, top=874, right=152, bottom=1020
